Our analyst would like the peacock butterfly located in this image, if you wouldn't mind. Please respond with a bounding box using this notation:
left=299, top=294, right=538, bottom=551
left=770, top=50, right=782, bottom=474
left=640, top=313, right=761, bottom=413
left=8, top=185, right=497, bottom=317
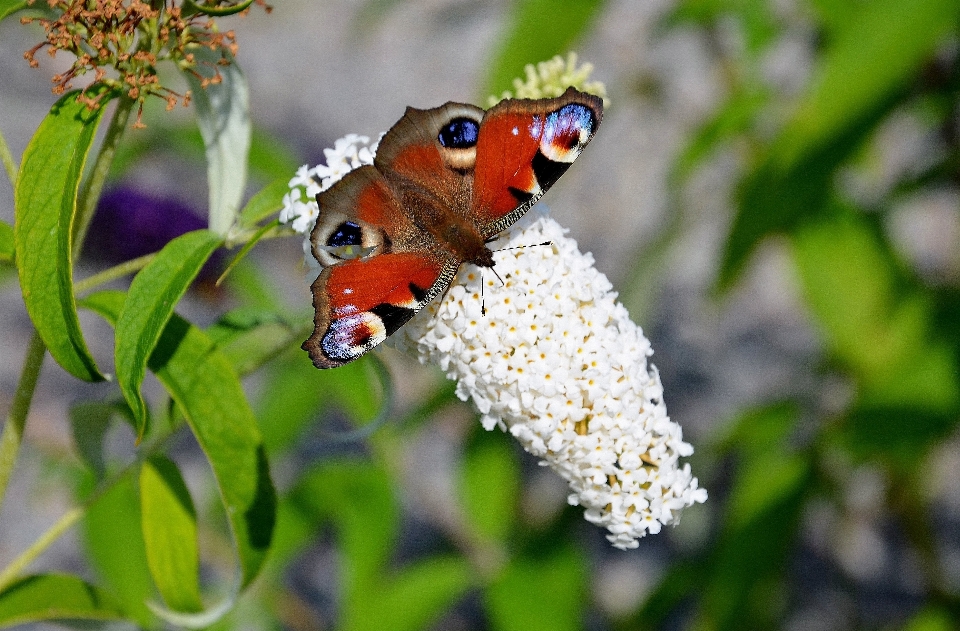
left=303, top=86, right=603, bottom=368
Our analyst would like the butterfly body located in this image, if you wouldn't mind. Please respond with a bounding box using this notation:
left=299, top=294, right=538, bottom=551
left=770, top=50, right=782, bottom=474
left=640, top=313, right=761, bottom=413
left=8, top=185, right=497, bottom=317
left=303, top=87, right=603, bottom=368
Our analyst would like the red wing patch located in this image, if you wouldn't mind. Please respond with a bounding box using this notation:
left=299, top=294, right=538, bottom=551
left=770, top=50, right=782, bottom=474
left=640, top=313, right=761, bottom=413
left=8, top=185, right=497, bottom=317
left=472, top=89, right=602, bottom=228
left=303, top=252, right=450, bottom=368
left=472, top=111, right=545, bottom=222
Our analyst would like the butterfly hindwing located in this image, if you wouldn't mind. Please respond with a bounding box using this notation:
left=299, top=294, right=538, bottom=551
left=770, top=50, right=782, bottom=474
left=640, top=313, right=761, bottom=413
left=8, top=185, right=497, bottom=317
left=303, top=251, right=458, bottom=368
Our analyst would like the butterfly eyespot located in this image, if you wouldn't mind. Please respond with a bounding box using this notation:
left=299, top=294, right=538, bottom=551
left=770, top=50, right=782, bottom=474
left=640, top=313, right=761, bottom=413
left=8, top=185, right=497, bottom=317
left=438, top=118, right=479, bottom=148
left=328, top=221, right=362, bottom=247
left=318, top=243, right=377, bottom=261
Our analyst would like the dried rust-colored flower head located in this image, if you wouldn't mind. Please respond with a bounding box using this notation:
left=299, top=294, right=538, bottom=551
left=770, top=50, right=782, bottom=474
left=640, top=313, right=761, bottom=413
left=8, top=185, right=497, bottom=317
left=22, top=0, right=270, bottom=125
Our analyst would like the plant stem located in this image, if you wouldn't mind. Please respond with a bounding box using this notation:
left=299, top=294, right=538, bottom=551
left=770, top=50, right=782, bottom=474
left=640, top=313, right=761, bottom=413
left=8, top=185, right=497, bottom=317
left=73, top=95, right=135, bottom=258
left=0, top=508, right=83, bottom=593
left=0, top=128, right=17, bottom=187
left=0, top=423, right=179, bottom=593
left=0, top=332, right=46, bottom=516
left=74, top=252, right=156, bottom=294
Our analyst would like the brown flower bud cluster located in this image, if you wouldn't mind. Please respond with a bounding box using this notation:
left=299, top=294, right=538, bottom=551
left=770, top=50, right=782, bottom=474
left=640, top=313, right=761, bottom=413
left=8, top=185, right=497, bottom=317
left=22, top=0, right=270, bottom=126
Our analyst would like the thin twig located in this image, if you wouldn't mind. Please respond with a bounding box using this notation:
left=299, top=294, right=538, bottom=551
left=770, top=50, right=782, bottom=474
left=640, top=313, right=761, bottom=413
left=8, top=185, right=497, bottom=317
left=0, top=332, right=46, bottom=515
left=0, top=128, right=18, bottom=187
left=74, top=252, right=156, bottom=294
left=73, top=96, right=135, bottom=258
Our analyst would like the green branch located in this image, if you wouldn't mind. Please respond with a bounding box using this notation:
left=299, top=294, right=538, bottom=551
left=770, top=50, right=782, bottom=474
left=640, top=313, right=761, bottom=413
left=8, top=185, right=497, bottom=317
left=0, top=332, right=46, bottom=514
left=0, top=127, right=17, bottom=187
left=73, top=96, right=135, bottom=258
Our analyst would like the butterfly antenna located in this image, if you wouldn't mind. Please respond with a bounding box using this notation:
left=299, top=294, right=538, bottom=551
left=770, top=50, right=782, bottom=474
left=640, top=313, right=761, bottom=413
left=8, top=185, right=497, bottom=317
left=480, top=269, right=486, bottom=316
left=494, top=241, right=553, bottom=253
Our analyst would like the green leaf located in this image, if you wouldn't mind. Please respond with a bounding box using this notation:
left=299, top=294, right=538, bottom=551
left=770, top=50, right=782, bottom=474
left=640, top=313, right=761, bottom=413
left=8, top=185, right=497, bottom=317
left=718, top=0, right=960, bottom=287
left=293, top=460, right=398, bottom=587
left=790, top=211, right=960, bottom=414
left=81, top=475, right=155, bottom=627
left=114, top=229, right=222, bottom=435
left=902, top=608, right=955, bottom=631
left=140, top=455, right=203, bottom=613
left=293, top=459, right=471, bottom=631
left=0, top=574, right=126, bottom=627
left=239, top=176, right=288, bottom=228
left=777, top=0, right=960, bottom=171
left=186, top=0, right=255, bottom=16
left=725, top=452, right=809, bottom=532
left=0, top=0, right=26, bottom=22
left=485, top=546, right=587, bottom=631
left=184, top=50, right=251, bottom=236
left=248, top=128, right=301, bottom=181
left=701, top=451, right=812, bottom=630
left=0, top=221, right=12, bottom=265
left=217, top=219, right=279, bottom=286
left=672, top=86, right=768, bottom=183
left=14, top=89, right=112, bottom=381
left=69, top=401, right=124, bottom=477
left=668, top=0, right=779, bottom=54
left=83, top=290, right=276, bottom=593
left=844, top=405, right=958, bottom=464
left=208, top=308, right=309, bottom=378
left=484, top=0, right=606, bottom=99
left=460, top=429, right=520, bottom=543
left=716, top=402, right=799, bottom=456
left=345, top=557, right=472, bottom=631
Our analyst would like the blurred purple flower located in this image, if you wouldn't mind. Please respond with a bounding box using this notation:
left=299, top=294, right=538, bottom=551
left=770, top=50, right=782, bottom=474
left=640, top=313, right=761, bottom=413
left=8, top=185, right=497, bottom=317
left=85, top=185, right=224, bottom=285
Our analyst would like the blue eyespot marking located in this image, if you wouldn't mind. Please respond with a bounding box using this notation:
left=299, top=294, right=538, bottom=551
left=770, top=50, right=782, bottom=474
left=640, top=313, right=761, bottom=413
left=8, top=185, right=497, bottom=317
left=544, top=103, right=595, bottom=149
left=328, top=221, right=362, bottom=247
left=438, top=118, right=479, bottom=148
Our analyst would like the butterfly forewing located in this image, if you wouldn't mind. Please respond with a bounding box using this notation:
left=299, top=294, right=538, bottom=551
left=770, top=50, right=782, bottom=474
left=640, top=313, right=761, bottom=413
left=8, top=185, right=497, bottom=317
left=472, top=87, right=603, bottom=237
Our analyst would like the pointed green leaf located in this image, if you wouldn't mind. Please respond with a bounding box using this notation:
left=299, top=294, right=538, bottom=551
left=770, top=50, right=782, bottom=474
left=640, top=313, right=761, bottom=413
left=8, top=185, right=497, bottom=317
left=239, top=177, right=288, bottom=227
left=0, top=574, right=126, bottom=627
left=140, top=455, right=203, bottom=613
left=184, top=50, right=251, bottom=236
left=0, top=0, right=26, bottom=22
left=114, top=229, right=221, bottom=434
left=15, top=90, right=113, bottom=381
left=81, top=475, right=155, bottom=627
left=217, top=219, right=279, bottom=286
left=485, top=0, right=606, bottom=99
left=776, top=0, right=960, bottom=171
left=83, top=290, right=276, bottom=592
left=0, top=221, right=12, bottom=265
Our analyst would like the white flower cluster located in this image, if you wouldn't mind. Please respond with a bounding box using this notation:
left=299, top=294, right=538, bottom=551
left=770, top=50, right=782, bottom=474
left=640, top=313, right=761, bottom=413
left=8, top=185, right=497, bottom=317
left=280, top=130, right=706, bottom=549
left=280, top=134, right=380, bottom=260
left=487, top=52, right=610, bottom=108
left=390, top=207, right=707, bottom=549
